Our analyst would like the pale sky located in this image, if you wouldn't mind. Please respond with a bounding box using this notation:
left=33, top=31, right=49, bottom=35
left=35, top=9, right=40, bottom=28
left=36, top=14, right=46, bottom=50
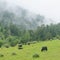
left=2, top=0, right=60, bottom=22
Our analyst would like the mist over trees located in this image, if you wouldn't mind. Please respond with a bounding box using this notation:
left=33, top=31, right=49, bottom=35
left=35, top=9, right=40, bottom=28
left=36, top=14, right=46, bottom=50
left=0, top=1, right=60, bottom=47
left=0, top=20, right=60, bottom=46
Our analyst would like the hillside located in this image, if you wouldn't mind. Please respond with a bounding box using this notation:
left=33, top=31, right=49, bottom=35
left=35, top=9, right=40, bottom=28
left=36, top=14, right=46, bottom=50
left=0, top=1, right=45, bottom=30
left=0, top=40, right=60, bottom=60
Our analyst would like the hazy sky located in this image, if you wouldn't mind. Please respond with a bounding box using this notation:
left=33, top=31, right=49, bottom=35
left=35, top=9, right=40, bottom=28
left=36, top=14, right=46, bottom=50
left=2, top=0, right=60, bottom=22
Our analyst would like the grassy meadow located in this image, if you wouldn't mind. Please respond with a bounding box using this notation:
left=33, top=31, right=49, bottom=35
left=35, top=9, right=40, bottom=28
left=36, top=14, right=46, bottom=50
left=0, top=40, right=60, bottom=60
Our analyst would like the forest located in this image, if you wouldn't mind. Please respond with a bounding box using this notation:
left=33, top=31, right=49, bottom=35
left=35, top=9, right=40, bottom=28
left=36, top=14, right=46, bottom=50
left=0, top=19, right=60, bottom=47
left=0, top=1, right=60, bottom=47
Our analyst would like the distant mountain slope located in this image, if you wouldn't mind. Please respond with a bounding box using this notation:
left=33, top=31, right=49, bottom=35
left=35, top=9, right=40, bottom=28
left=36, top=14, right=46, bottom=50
left=0, top=1, right=45, bottom=29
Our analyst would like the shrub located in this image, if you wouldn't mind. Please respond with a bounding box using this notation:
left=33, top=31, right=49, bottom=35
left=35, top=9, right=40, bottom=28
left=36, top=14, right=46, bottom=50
left=27, top=42, right=30, bottom=45
left=5, top=45, right=9, bottom=48
left=4, top=44, right=9, bottom=48
left=10, top=41, right=17, bottom=47
left=12, top=52, right=17, bottom=55
left=10, top=43, right=16, bottom=47
left=0, top=54, right=4, bottom=57
left=33, top=54, right=39, bottom=58
left=7, top=36, right=18, bottom=47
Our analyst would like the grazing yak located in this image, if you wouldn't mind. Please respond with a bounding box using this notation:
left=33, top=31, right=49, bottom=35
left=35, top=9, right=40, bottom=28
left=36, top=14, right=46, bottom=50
left=41, top=46, right=48, bottom=52
left=18, top=44, right=23, bottom=49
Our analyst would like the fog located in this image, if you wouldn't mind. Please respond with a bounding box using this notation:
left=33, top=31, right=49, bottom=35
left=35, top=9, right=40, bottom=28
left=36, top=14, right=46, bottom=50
left=0, top=0, right=60, bottom=24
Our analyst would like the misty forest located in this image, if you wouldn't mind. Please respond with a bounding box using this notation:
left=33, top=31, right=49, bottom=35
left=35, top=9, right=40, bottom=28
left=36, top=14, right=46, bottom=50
left=0, top=1, right=60, bottom=60
left=0, top=1, right=60, bottom=47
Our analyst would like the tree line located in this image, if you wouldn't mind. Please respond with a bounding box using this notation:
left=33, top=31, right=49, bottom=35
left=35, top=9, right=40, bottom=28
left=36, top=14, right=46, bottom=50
left=0, top=20, right=60, bottom=47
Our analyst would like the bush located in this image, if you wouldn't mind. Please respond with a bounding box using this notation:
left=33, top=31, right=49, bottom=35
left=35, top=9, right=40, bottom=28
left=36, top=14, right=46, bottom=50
left=33, top=54, right=39, bottom=58
left=7, top=36, right=18, bottom=47
left=5, top=45, right=9, bottom=48
left=0, top=54, right=4, bottom=57
left=10, top=43, right=16, bottom=47
left=12, top=52, right=17, bottom=55
left=10, top=41, right=17, bottom=47
left=4, top=44, right=9, bottom=48
left=27, top=42, right=30, bottom=45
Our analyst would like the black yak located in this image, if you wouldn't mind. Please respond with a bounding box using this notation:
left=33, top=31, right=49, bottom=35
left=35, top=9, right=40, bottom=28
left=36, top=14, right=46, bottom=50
left=41, top=46, right=48, bottom=52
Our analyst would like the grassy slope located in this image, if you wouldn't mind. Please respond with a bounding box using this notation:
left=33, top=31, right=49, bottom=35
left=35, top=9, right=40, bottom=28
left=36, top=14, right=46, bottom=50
left=0, top=40, right=60, bottom=60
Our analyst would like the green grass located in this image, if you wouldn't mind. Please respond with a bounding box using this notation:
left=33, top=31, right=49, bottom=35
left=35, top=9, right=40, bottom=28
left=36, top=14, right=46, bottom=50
left=0, top=40, right=60, bottom=60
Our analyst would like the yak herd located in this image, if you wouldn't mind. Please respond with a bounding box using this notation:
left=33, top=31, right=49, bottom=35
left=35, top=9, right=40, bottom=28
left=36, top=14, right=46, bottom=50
left=18, top=42, right=48, bottom=52
left=0, top=42, right=48, bottom=58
